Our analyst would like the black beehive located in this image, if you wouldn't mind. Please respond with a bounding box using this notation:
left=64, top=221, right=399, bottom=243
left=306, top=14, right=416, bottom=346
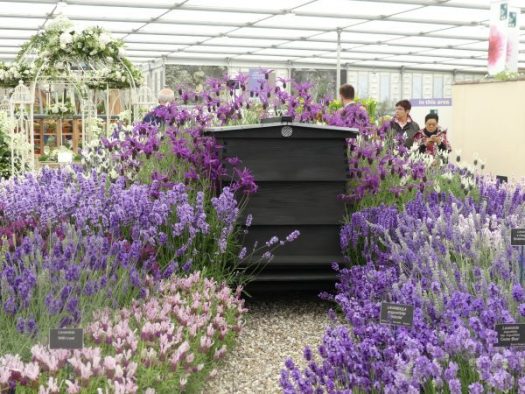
left=205, top=121, right=358, bottom=291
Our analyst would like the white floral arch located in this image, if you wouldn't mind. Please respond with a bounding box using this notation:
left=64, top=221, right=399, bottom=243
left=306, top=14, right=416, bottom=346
left=0, top=16, right=144, bottom=174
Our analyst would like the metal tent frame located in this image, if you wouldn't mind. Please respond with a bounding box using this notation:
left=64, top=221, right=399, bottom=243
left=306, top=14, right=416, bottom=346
left=0, top=1, right=523, bottom=76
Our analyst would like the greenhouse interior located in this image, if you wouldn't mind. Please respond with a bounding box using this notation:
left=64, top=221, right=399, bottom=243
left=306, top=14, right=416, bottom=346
left=1, top=0, right=525, bottom=393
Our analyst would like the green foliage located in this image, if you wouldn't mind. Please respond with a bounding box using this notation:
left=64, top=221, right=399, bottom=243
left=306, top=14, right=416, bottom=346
left=357, top=97, right=377, bottom=124
left=327, top=97, right=378, bottom=123
left=0, top=111, right=28, bottom=179
left=493, top=70, right=521, bottom=81
left=226, top=105, right=267, bottom=126
left=0, top=111, right=12, bottom=178
left=328, top=99, right=342, bottom=112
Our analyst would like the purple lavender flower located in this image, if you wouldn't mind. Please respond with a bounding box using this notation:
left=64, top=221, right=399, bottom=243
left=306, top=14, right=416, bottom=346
left=286, top=230, right=300, bottom=243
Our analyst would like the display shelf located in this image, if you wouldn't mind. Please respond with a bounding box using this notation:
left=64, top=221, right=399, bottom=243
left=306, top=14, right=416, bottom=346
left=31, top=115, right=122, bottom=155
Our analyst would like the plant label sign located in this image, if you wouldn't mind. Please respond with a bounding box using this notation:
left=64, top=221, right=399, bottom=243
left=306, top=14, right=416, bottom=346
left=495, top=323, right=525, bottom=347
left=380, top=302, right=414, bottom=327
left=511, top=229, right=525, bottom=246
left=49, top=329, right=83, bottom=349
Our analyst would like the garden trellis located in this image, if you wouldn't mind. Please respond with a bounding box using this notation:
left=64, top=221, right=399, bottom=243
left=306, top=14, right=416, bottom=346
left=9, top=80, right=33, bottom=173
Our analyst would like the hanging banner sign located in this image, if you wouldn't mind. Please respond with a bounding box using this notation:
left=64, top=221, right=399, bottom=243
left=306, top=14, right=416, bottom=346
left=506, top=7, right=520, bottom=72
left=488, top=0, right=509, bottom=75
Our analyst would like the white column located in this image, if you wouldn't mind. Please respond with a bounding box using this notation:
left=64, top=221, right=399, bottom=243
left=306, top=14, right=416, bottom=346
left=336, top=29, right=341, bottom=96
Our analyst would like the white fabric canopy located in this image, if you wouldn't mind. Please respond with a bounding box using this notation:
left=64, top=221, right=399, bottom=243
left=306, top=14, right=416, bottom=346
left=0, top=0, right=523, bottom=72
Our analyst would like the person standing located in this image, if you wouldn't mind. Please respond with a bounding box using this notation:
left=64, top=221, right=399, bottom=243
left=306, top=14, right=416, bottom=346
left=142, top=88, right=175, bottom=124
left=413, top=113, right=451, bottom=156
left=339, top=83, right=356, bottom=107
left=390, top=99, right=419, bottom=147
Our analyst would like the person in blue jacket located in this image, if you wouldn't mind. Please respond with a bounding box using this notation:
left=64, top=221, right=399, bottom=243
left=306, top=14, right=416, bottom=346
left=142, top=88, right=175, bottom=124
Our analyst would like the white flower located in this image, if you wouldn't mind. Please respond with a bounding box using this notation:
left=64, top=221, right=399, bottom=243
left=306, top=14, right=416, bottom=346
left=51, top=107, right=59, bottom=114
left=99, top=33, right=111, bottom=45
left=47, top=15, right=73, bottom=32
left=118, top=47, right=126, bottom=58
left=60, top=32, right=73, bottom=46
left=441, top=172, right=453, bottom=180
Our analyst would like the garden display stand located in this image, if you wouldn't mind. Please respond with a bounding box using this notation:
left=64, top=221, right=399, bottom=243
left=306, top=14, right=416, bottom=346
left=206, top=120, right=358, bottom=291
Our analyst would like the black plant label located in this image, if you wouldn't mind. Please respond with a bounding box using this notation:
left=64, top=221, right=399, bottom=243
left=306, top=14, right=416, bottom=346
left=380, top=302, right=414, bottom=327
left=495, top=324, right=525, bottom=347
left=49, top=329, right=83, bottom=349
left=496, top=175, right=508, bottom=183
left=511, top=229, right=525, bottom=246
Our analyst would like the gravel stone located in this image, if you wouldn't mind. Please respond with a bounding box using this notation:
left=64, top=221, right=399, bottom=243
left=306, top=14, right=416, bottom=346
left=202, top=293, right=331, bottom=394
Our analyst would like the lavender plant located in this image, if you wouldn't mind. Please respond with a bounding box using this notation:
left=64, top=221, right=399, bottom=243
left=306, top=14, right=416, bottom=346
left=1, top=272, right=246, bottom=393
left=282, top=179, right=525, bottom=393
left=0, top=166, right=248, bottom=357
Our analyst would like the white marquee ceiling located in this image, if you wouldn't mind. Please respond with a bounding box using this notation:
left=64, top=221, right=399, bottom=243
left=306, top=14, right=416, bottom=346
left=0, top=0, right=524, bottom=72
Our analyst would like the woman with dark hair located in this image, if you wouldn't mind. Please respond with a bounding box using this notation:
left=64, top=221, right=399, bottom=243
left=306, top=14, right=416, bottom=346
left=389, top=99, right=420, bottom=147
left=413, top=112, right=451, bottom=156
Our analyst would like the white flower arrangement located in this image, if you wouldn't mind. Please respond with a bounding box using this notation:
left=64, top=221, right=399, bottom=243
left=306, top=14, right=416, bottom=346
left=0, top=110, right=32, bottom=178
left=0, top=62, right=33, bottom=88
left=10, top=16, right=143, bottom=89
left=46, top=101, right=75, bottom=118
left=46, top=15, right=74, bottom=33
left=84, top=117, right=104, bottom=141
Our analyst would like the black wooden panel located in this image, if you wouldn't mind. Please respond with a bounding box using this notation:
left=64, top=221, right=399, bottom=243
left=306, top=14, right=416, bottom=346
left=242, top=182, right=347, bottom=225
left=206, top=122, right=354, bottom=287
left=221, top=139, right=348, bottom=181
left=254, top=273, right=337, bottom=282
left=243, top=225, right=342, bottom=257
left=206, top=123, right=358, bottom=140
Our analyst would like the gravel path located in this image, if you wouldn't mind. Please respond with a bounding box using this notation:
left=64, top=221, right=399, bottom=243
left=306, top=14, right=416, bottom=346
left=202, top=293, right=332, bottom=394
